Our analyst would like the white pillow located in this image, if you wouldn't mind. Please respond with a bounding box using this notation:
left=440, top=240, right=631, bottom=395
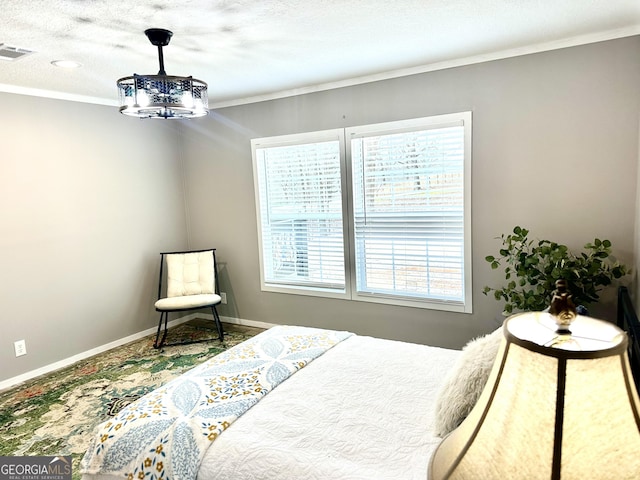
left=433, top=327, right=503, bottom=437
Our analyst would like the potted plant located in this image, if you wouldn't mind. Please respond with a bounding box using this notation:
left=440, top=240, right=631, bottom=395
left=483, top=226, right=629, bottom=315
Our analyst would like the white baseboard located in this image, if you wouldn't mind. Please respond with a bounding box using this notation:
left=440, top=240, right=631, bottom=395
left=219, top=314, right=277, bottom=331
left=0, top=314, right=275, bottom=392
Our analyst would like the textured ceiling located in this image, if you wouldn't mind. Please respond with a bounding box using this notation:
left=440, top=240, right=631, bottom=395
left=1, top=0, right=639, bottom=108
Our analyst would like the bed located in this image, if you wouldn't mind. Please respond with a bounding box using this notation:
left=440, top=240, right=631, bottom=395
left=81, top=289, right=640, bottom=480
left=617, top=286, right=640, bottom=392
left=80, top=326, right=462, bottom=480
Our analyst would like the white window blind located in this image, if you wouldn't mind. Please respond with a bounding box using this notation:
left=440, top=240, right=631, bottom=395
left=349, top=120, right=467, bottom=304
left=253, top=132, right=346, bottom=292
left=252, top=112, right=471, bottom=312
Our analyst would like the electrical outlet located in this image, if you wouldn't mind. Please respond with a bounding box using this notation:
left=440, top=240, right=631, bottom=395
left=14, top=340, right=26, bottom=357
left=220, top=292, right=227, bottom=304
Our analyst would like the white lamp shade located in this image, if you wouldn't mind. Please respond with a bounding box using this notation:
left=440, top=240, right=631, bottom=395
left=429, top=312, right=640, bottom=480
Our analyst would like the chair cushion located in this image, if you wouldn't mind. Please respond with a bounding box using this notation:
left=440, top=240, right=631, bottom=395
left=155, top=293, right=222, bottom=311
left=166, top=251, right=215, bottom=297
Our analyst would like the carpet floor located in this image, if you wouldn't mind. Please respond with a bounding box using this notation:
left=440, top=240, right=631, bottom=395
left=0, top=321, right=261, bottom=479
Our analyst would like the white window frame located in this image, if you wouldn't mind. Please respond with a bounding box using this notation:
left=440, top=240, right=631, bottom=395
left=251, top=129, right=350, bottom=300
left=251, top=112, right=472, bottom=313
left=345, top=113, right=472, bottom=312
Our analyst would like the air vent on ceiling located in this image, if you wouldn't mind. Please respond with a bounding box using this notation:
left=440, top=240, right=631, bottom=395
left=0, top=43, right=35, bottom=61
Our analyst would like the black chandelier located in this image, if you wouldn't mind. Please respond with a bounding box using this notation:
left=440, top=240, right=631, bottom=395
left=117, top=28, right=208, bottom=119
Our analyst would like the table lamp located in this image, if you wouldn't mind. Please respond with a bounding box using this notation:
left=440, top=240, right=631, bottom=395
left=429, top=280, right=640, bottom=479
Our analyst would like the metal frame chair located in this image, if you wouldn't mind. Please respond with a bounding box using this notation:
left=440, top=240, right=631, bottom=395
left=153, top=248, right=224, bottom=349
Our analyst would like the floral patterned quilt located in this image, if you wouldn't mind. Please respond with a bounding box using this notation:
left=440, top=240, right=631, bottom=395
left=80, top=325, right=352, bottom=480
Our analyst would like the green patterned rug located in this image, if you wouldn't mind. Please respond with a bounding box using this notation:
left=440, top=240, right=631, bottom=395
left=0, top=321, right=260, bottom=479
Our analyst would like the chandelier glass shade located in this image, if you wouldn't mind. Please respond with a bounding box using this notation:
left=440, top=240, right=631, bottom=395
left=117, top=29, right=208, bottom=119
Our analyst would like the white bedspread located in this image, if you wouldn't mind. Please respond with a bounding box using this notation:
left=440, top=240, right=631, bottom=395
left=197, top=335, right=460, bottom=480
left=81, top=326, right=352, bottom=480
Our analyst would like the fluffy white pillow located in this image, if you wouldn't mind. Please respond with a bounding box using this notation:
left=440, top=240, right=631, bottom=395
left=433, top=327, right=503, bottom=437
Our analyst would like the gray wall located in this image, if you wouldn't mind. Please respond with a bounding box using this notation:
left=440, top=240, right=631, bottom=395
left=637, top=118, right=640, bottom=304
left=0, top=36, right=638, bottom=385
left=181, top=37, right=640, bottom=348
left=0, top=94, right=187, bottom=382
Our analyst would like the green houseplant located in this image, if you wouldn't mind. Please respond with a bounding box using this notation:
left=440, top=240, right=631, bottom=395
left=483, top=226, right=629, bottom=315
